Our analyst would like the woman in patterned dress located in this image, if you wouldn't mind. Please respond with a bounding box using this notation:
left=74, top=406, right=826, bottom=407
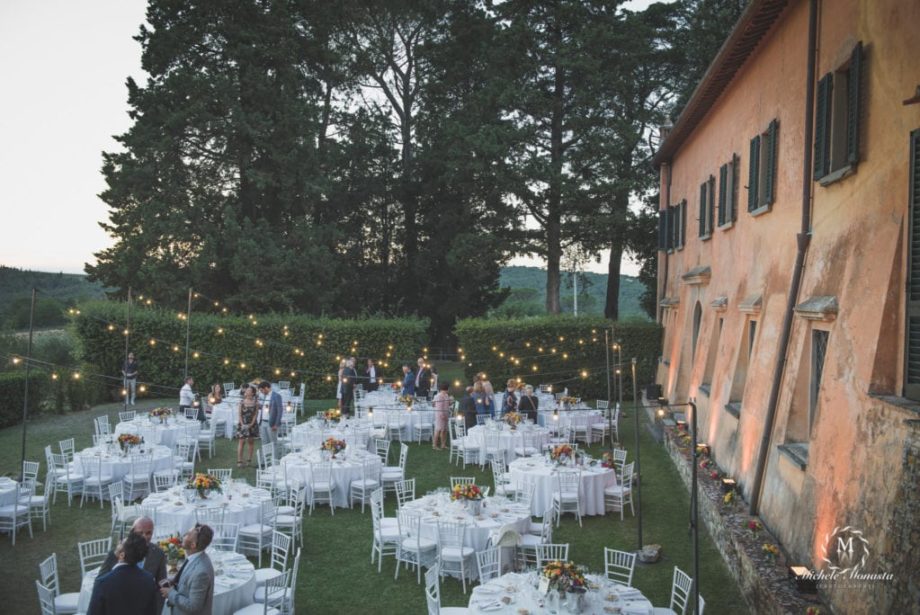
left=236, top=385, right=259, bottom=466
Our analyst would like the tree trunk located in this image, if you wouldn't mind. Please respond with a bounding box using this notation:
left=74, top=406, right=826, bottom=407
left=605, top=239, right=624, bottom=320
left=546, top=217, right=562, bottom=314
left=545, top=20, right=565, bottom=315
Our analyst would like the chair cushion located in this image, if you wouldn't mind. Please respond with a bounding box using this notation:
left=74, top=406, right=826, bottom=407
left=440, top=546, right=475, bottom=560
left=604, top=486, right=628, bottom=496
left=274, top=515, right=298, bottom=525
left=312, top=482, right=335, bottom=490
left=400, top=537, right=437, bottom=551
left=274, top=505, right=295, bottom=516
left=239, top=524, right=272, bottom=536
left=54, top=592, right=81, bottom=613
left=380, top=517, right=398, bottom=529
left=377, top=526, right=401, bottom=540
left=253, top=568, right=283, bottom=584
left=124, top=473, right=150, bottom=482
left=441, top=608, right=470, bottom=615
left=351, top=479, right=379, bottom=488
left=552, top=492, right=579, bottom=502
left=253, top=585, right=287, bottom=603
left=233, top=604, right=280, bottom=615
left=0, top=505, right=30, bottom=516
left=519, top=534, right=543, bottom=547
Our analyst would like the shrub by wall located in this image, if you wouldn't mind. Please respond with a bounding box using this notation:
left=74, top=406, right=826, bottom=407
left=72, top=301, right=429, bottom=400
left=454, top=316, right=662, bottom=401
left=0, top=371, right=47, bottom=428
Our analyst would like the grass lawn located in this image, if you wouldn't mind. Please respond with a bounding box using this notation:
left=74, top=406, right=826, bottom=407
left=0, top=368, right=743, bottom=613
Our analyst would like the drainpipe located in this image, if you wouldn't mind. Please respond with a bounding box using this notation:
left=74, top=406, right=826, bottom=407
left=658, top=162, right=672, bottom=325
left=749, top=0, right=818, bottom=515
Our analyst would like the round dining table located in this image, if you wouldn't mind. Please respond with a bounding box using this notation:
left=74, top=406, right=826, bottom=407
left=467, top=570, right=653, bottom=614
left=75, top=548, right=256, bottom=615
left=141, top=482, right=272, bottom=537
left=508, top=457, right=616, bottom=517
left=466, top=424, right=550, bottom=464
left=288, top=418, right=372, bottom=452
left=0, top=476, right=18, bottom=507
left=115, top=416, right=201, bottom=448
left=279, top=447, right=382, bottom=508
left=73, top=444, right=175, bottom=482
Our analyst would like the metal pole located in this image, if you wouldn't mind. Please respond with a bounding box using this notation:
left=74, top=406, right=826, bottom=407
left=616, top=340, right=624, bottom=410
left=689, top=399, right=700, bottom=615
left=632, top=358, right=643, bottom=549
left=18, top=288, right=37, bottom=481
left=183, top=288, right=193, bottom=379
left=605, top=330, right=611, bottom=403
left=123, top=287, right=131, bottom=411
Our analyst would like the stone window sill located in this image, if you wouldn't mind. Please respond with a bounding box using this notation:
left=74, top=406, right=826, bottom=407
left=724, top=401, right=741, bottom=418
left=748, top=205, right=771, bottom=217
left=700, top=233, right=712, bottom=242
left=818, top=163, right=856, bottom=187
left=718, top=221, right=734, bottom=231
left=778, top=442, right=809, bottom=470
left=698, top=383, right=711, bottom=397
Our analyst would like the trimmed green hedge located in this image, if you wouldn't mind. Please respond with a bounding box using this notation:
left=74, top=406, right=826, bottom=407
left=454, top=316, right=662, bottom=401
left=0, top=371, right=47, bottom=428
left=72, top=301, right=429, bottom=399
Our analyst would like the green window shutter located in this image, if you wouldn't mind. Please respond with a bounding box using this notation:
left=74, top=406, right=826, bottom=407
left=730, top=154, right=739, bottom=221
left=765, top=120, right=778, bottom=206
left=707, top=175, right=715, bottom=233
left=814, top=73, right=833, bottom=180
left=699, top=182, right=707, bottom=237
left=658, top=209, right=667, bottom=251
left=907, top=129, right=920, bottom=399
left=718, top=164, right=728, bottom=226
left=748, top=135, right=760, bottom=211
left=847, top=42, right=863, bottom=166
left=680, top=199, right=687, bottom=246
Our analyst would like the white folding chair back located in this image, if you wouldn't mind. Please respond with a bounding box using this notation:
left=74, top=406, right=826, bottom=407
left=450, top=477, right=475, bottom=489
left=207, top=468, right=233, bottom=482
left=78, top=537, right=112, bottom=576
left=395, top=478, right=416, bottom=508
left=604, top=547, right=637, bottom=587
left=669, top=566, right=694, bottom=614
left=35, top=581, right=56, bottom=615
left=476, top=545, right=501, bottom=583
left=535, top=543, right=570, bottom=569
left=211, top=522, right=240, bottom=552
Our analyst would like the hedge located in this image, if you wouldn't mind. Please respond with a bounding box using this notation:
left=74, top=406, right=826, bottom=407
left=0, top=371, right=47, bottom=428
left=454, top=316, right=662, bottom=401
left=72, top=301, right=429, bottom=400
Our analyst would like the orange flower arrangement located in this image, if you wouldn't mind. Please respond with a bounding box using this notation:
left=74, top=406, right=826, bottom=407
left=187, top=472, right=222, bottom=498
left=542, top=560, right=587, bottom=594
left=450, top=483, right=483, bottom=501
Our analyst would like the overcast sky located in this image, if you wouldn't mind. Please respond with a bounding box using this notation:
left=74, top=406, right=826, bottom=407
left=0, top=0, right=663, bottom=277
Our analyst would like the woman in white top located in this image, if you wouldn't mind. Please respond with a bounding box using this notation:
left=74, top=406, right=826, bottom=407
left=336, top=359, right=346, bottom=409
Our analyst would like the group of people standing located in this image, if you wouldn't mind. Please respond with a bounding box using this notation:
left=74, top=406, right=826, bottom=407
left=456, top=374, right=540, bottom=429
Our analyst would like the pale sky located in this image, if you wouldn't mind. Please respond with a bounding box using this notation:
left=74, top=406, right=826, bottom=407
left=0, top=0, right=661, bottom=277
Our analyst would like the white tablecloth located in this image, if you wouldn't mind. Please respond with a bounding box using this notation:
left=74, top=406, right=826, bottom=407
left=76, top=549, right=256, bottom=615
left=279, top=448, right=382, bottom=508
left=289, top=419, right=373, bottom=452
left=537, top=408, right=604, bottom=429
left=356, top=390, right=402, bottom=409
left=508, top=458, right=616, bottom=517
left=212, top=402, right=296, bottom=439
left=115, top=417, right=201, bottom=448
left=74, top=445, right=174, bottom=482
left=0, top=477, right=18, bottom=506
left=467, top=571, right=653, bottom=614
left=369, top=406, right=435, bottom=441
left=142, top=483, right=272, bottom=537
left=466, top=425, right=550, bottom=464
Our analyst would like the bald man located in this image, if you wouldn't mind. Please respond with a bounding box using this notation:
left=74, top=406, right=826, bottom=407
left=97, top=517, right=167, bottom=610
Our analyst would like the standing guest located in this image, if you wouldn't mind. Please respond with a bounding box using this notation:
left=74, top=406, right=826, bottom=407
left=95, top=517, right=167, bottom=612
left=415, top=358, right=431, bottom=398
left=335, top=359, right=346, bottom=410
left=501, top=379, right=519, bottom=416
left=161, top=524, right=214, bottom=615
left=179, top=377, right=201, bottom=420
left=401, top=364, right=416, bottom=396
left=122, top=353, right=139, bottom=406
left=479, top=373, right=495, bottom=411
left=519, top=385, right=539, bottom=422
left=341, top=358, right=358, bottom=417
left=432, top=382, right=451, bottom=450
left=88, top=532, right=159, bottom=615
left=460, top=386, right=477, bottom=430
left=365, top=359, right=379, bottom=392
left=207, top=384, right=223, bottom=407
left=257, top=381, right=283, bottom=458
left=236, top=385, right=259, bottom=467
left=429, top=363, right=439, bottom=390
left=473, top=381, right=492, bottom=419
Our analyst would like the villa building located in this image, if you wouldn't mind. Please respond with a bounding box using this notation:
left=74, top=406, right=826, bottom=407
left=653, top=0, right=919, bottom=612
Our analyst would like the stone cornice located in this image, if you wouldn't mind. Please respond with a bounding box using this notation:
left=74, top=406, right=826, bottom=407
left=794, top=296, right=838, bottom=322
left=738, top=294, right=762, bottom=315
left=682, top=266, right=712, bottom=286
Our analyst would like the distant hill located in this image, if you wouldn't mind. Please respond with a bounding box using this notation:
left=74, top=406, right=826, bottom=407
left=496, top=266, right=650, bottom=319
left=0, top=266, right=108, bottom=329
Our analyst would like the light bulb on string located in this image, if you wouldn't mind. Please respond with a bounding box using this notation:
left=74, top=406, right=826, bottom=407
left=51, top=373, right=59, bottom=380
left=149, top=339, right=156, bottom=346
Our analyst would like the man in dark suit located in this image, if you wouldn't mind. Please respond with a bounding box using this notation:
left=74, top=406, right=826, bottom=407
left=88, top=532, right=159, bottom=615
left=161, top=524, right=215, bottom=614
left=257, top=380, right=284, bottom=457
left=415, top=358, right=432, bottom=398
left=341, top=358, right=358, bottom=416
left=365, top=359, right=379, bottom=392
left=401, top=364, right=416, bottom=396
left=96, top=517, right=167, bottom=611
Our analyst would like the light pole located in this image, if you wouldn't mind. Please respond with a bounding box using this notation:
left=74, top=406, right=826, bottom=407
left=658, top=397, right=700, bottom=615
left=18, top=288, right=36, bottom=481
left=631, top=358, right=643, bottom=550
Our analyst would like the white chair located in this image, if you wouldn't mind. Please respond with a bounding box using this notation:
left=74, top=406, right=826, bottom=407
left=153, top=472, right=177, bottom=493
left=604, top=547, right=637, bottom=588
left=78, top=537, right=112, bottom=577
left=454, top=423, right=480, bottom=469
left=395, top=509, right=437, bottom=583
left=207, top=468, right=233, bottom=483
left=513, top=431, right=539, bottom=457
left=385, top=412, right=404, bottom=442
left=109, top=483, right=138, bottom=536
left=650, top=566, right=695, bottom=615
left=80, top=455, right=114, bottom=509
left=253, top=547, right=300, bottom=614
left=173, top=442, right=197, bottom=481
left=476, top=546, right=501, bottom=583
left=436, top=520, right=475, bottom=593
left=395, top=478, right=416, bottom=509
left=274, top=488, right=305, bottom=545
left=211, top=522, right=240, bottom=552
left=58, top=437, right=76, bottom=462
left=535, top=543, right=570, bottom=569
left=370, top=488, right=400, bottom=573
left=27, top=473, right=54, bottom=532
left=253, top=530, right=291, bottom=587
left=223, top=382, right=236, bottom=396
left=308, top=462, right=336, bottom=515
left=424, top=565, right=470, bottom=615
left=197, top=420, right=218, bottom=458
left=94, top=417, right=110, bottom=437
left=374, top=438, right=391, bottom=465
left=38, top=553, right=80, bottom=615
left=123, top=454, right=153, bottom=501
left=591, top=402, right=617, bottom=444
left=450, top=477, right=475, bottom=489
left=612, top=448, right=628, bottom=477
left=490, top=459, right=514, bottom=498
left=49, top=450, right=84, bottom=507
left=22, top=460, right=40, bottom=483
left=604, top=461, right=635, bottom=520
left=235, top=569, right=289, bottom=615
left=119, top=410, right=136, bottom=422
left=196, top=506, right=225, bottom=526
left=238, top=500, right=276, bottom=567
left=0, top=483, right=32, bottom=545
left=350, top=458, right=381, bottom=512
left=551, top=470, right=582, bottom=527
left=517, top=515, right=552, bottom=569
left=36, top=580, right=57, bottom=615
left=481, top=431, right=502, bottom=468
left=414, top=411, right=434, bottom=443
left=381, top=443, right=408, bottom=496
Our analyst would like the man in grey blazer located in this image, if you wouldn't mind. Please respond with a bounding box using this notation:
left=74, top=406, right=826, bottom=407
left=161, top=524, right=215, bottom=615
left=97, top=517, right=167, bottom=612
left=257, top=380, right=284, bottom=456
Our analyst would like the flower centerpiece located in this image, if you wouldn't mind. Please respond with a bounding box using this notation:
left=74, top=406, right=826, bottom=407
left=559, top=396, right=578, bottom=408
left=322, top=408, right=341, bottom=422
left=601, top=451, right=616, bottom=469
left=747, top=519, right=763, bottom=534
left=399, top=395, right=414, bottom=408
left=503, top=411, right=523, bottom=430
left=321, top=437, right=347, bottom=458
left=391, top=382, right=401, bottom=392
left=187, top=472, right=222, bottom=499
left=550, top=444, right=575, bottom=466
left=150, top=407, right=172, bottom=424
left=158, top=534, right=186, bottom=574
left=542, top=560, right=588, bottom=612
left=117, top=433, right=143, bottom=453
left=451, top=482, right=484, bottom=514
left=762, top=543, right=780, bottom=563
